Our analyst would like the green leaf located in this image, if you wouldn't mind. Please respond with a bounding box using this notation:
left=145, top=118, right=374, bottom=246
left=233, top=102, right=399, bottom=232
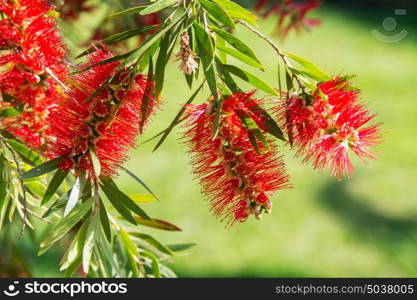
left=89, top=150, right=101, bottom=178
left=220, top=64, right=278, bottom=95
left=131, top=215, right=182, bottom=231
left=120, top=15, right=184, bottom=68
left=39, top=197, right=94, bottom=254
left=129, top=194, right=157, bottom=204
left=198, top=0, right=235, bottom=28
left=140, top=0, right=178, bottom=15
left=21, top=157, right=62, bottom=179
left=120, top=228, right=140, bottom=258
left=119, top=229, right=140, bottom=277
left=167, top=243, right=197, bottom=252
left=64, top=256, right=82, bottom=278
left=41, top=169, right=68, bottom=206
left=0, top=106, right=20, bottom=117
left=76, top=26, right=157, bottom=58
left=212, top=0, right=258, bottom=26
left=129, top=232, right=174, bottom=256
left=212, top=27, right=259, bottom=62
left=103, top=178, right=150, bottom=220
left=5, top=139, right=43, bottom=165
left=193, top=22, right=215, bottom=68
left=64, top=172, right=87, bottom=217
left=26, top=181, right=47, bottom=198
left=284, top=51, right=331, bottom=82
left=216, top=45, right=265, bottom=70
left=42, top=192, right=69, bottom=218
left=83, top=212, right=99, bottom=273
left=121, top=167, right=158, bottom=200
left=99, top=199, right=111, bottom=242
left=75, top=15, right=183, bottom=74
left=100, top=180, right=136, bottom=225
left=194, top=23, right=218, bottom=132
left=141, top=251, right=161, bottom=278
left=155, top=30, right=172, bottom=95
left=60, top=222, right=88, bottom=271
left=246, top=103, right=286, bottom=141
left=106, top=6, right=146, bottom=19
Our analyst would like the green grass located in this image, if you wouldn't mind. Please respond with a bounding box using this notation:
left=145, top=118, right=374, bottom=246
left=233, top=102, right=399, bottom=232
left=19, top=6, right=417, bottom=277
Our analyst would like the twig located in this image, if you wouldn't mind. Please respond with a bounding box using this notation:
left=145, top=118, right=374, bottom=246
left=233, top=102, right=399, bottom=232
left=238, top=20, right=307, bottom=94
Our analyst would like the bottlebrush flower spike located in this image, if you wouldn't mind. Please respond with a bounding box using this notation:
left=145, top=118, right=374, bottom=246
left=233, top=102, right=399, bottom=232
left=183, top=93, right=291, bottom=226
left=46, top=46, right=158, bottom=178
left=0, top=0, right=67, bottom=149
left=254, top=0, right=321, bottom=39
left=282, top=76, right=382, bottom=180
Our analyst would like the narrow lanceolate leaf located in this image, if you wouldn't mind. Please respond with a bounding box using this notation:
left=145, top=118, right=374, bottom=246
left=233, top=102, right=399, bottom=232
left=167, top=243, right=197, bottom=252
left=220, top=64, right=278, bottom=96
left=39, top=198, right=94, bottom=254
left=118, top=231, right=140, bottom=277
left=60, top=222, right=88, bottom=271
left=193, top=22, right=215, bottom=67
left=216, top=45, right=265, bottom=70
left=64, top=172, right=87, bottom=217
left=141, top=251, right=161, bottom=278
left=129, top=194, right=156, bottom=204
left=129, top=232, right=174, bottom=256
left=100, top=181, right=136, bottom=225
left=198, top=0, right=235, bottom=28
left=41, top=169, right=69, bottom=206
left=155, top=29, right=173, bottom=95
left=89, top=150, right=101, bottom=178
left=42, top=192, right=69, bottom=218
left=106, top=6, right=146, bottom=19
left=131, top=215, right=182, bottom=231
left=99, top=199, right=111, bottom=242
left=212, top=27, right=259, bottom=62
left=120, top=228, right=140, bottom=258
left=75, top=15, right=183, bottom=74
left=5, top=138, right=43, bottom=165
left=101, top=177, right=151, bottom=220
left=284, top=51, right=331, bottom=82
left=121, top=167, right=158, bottom=200
left=77, top=25, right=158, bottom=58
left=140, top=0, right=178, bottom=15
left=247, top=103, right=286, bottom=141
left=0, top=106, right=20, bottom=117
left=21, top=157, right=62, bottom=179
left=83, top=212, right=99, bottom=273
left=120, top=15, right=184, bottom=68
left=212, top=0, right=258, bottom=26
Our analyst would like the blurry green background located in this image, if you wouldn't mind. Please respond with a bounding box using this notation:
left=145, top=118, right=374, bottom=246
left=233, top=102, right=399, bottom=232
left=5, top=1, right=417, bottom=277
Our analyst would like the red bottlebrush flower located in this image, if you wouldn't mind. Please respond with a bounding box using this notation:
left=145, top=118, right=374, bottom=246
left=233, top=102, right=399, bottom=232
left=183, top=93, right=291, bottom=226
left=254, top=0, right=321, bottom=39
left=282, top=77, right=382, bottom=180
left=0, top=0, right=67, bottom=150
left=46, top=47, right=158, bottom=178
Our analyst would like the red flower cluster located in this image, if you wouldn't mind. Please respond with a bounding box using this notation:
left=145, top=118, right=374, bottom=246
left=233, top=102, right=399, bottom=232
left=46, top=47, right=158, bottom=178
left=183, top=93, right=290, bottom=225
left=282, top=77, right=382, bottom=180
left=254, top=0, right=321, bottom=39
left=0, top=0, right=66, bottom=149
